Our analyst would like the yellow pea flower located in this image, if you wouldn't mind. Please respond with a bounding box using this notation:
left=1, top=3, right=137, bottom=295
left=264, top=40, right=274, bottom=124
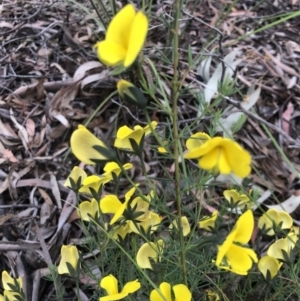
left=114, top=122, right=158, bottom=152
left=70, top=125, right=116, bottom=165
left=199, top=211, right=218, bottom=231
left=258, top=209, right=293, bottom=236
left=111, top=222, right=132, bottom=240
left=136, top=239, right=164, bottom=269
left=169, top=216, right=191, bottom=236
left=100, top=274, right=140, bottom=301
left=100, top=187, right=137, bottom=225
left=103, top=162, right=133, bottom=177
left=223, top=189, right=250, bottom=208
left=129, top=211, right=162, bottom=234
left=64, top=166, right=87, bottom=189
left=150, top=282, right=191, bottom=301
left=78, top=198, right=99, bottom=221
left=258, top=256, right=282, bottom=280
left=57, top=245, right=80, bottom=275
left=184, top=133, right=251, bottom=178
left=267, top=234, right=298, bottom=262
left=95, top=4, right=148, bottom=68
left=2, top=271, right=23, bottom=301
left=215, top=210, right=258, bottom=275
left=206, top=290, right=220, bottom=301
left=117, top=80, right=147, bottom=108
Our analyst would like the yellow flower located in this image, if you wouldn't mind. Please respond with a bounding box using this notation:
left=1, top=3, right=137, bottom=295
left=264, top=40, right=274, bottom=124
left=111, top=222, right=132, bottom=240
left=184, top=133, right=251, bottom=178
left=95, top=4, right=148, bottom=68
left=64, top=166, right=87, bottom=189
left=103, top=162, right=133, bottom=177
left=223, top=189, right=250, bottom=208
left=57, top=245, right=80, bottom=275
left=100, top=274, right=141, bottom=301
left=130, top=211, right=162, bottom=234
left=206, top=290, right=220, bottom=301
left=79, top=174, right=112, bottom=195
left=117, top=80, right=147, bottom=108
left=258, top=209, right=293, bottom=236
left=267, top=234, right=298, bottom=262
left=169, top=216, right=191, bottom=236
left=258, top=256, right=282, bottom=280
left=199, top=211, right=218, bottom=231
left=136, top=239, right=164, bottom=269
left=70, top=125, right=116, bottom=165
left=2, top=271, right=22, bottom=301
left=100, top=187, right=136, bottom=224
left=150, top=282, right=191, bottom=301
left=216, top=210, right=258, bottom=275
left=78, top=198, right=99, bottom=221
left=114, top=121, right=158, bottom=151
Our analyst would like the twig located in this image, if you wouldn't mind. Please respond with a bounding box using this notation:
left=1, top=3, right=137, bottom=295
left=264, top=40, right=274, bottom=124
left=0, top=0, right=46, bottom=21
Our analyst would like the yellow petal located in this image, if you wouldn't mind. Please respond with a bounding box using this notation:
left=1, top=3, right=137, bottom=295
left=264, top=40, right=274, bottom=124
left=267, top=238, right=290, bottom=260
left=169, top=216, right=191, bottom=236
left=143, top=121, right=158, bottom=136
left=234, top=209, right=254, bottom=244
left=216, top=228, right=238, bottom=266
left=223, top=244, right=257, bottom=275
left=125, top=11, right=148, bottom=67
left=57, top=245, right=79, bottom=275
left=121, top=280, right=141, bottom=294
left=150, top=282, right=172, bottom=301
left=2, top=271, right=22, bottom=291
left=78, top=199, right=99, bottom=221
left=173, top=284, right=192, bottom=301
left=100, top=195, right=123, bottom=214
left=70, top=125, right=111, bottom=164
left=64, top=166, right=87, bottom=188
left=186, top=132, right=211, bottom=150
left=223, top=189, right=250, bottom=206
left=258, top=256, right=282, bottom=280
left=95, top=41, right=127, bottom=66
left=79, top=174, right=112, bottom=194
left=111, top=222, right=132, bottom=240
left=222, top=139, right=251, bottom=178
left=117, top=80, right=134, bottom=98
left=217, top=149, right=231, bottom=174
left=132, top=212, right=161, bottom=234
left=100, top=275, right=119, bottom=295
left=199, top=211, right=218, bottom=231
left=198, top=147, right=220, bottom=170
left=136, top=240, right=164, bottom=269
left=106, top=4, right=136, bottom=49
left=184, top=137, right=223, bottom=159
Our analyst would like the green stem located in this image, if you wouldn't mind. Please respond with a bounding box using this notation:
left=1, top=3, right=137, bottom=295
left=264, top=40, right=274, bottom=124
left=172, top=0, right=187, bottom=286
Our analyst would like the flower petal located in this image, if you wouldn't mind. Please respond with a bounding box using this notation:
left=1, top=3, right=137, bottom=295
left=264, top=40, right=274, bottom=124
left=267, top=238, right=290, bottom=260
left=173, top=284, right=192, bottom=301
left=150, top=282, right=172, bottom=301
left=106, top=4, right=136, bottom=49
left=169, top=216, right=191, bottom=236
left=216, top=228, right=237, bottom=266
left=64, top=166, right=87, bottom=188
left=258, top=256, right=282, bottom=280
left=57, top=245, right=79, bottom=275
left=95, top=41, right=127, bottom=66
left=186, top=132, right=211, bottom=150
left=234, top=209, right=254, bottom=244
left=78, top=199, right=99, bottom=221
left=100, top=195, right=123, bottom=214
left=125, top=11, right=148, bottom=67
left=121, top=280, right=141, bottom=294
left=100, top=275, right=119, bottom=296
left=70, top=125, right=111, bottom=164
left=223, top=244, right=257, bottom=275
left=2, top=271, right=22, bottom=291
left=198, top=147, right=220, bottom=170
left=199, top=211, right=218, bottom=231
left=136, top=240, right=164, bottom=269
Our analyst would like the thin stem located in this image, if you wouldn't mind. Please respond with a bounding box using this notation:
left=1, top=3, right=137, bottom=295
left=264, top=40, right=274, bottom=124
left=171, top=0, right=187, bottom=286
